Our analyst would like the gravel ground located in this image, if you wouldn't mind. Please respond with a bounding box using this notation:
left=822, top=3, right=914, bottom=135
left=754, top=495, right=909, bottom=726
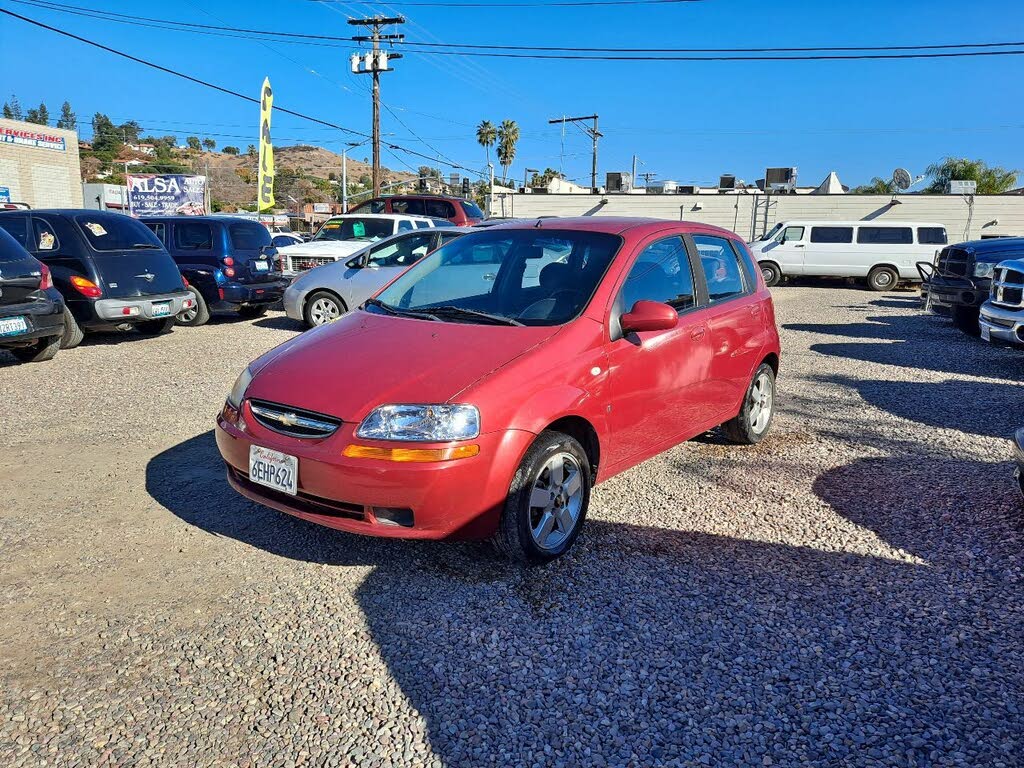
left=1, top=288, right=1022, bottom=767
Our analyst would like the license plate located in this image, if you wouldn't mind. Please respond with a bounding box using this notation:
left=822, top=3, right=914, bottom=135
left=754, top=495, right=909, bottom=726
left=981, top=324, right=991, bottom=342
left=152, top=302, right=171, bottom=317
left=253, top=261, right=270, bottom=272
left=249, top=445, right=298, bottom=496
left=0, top=316, right=28, bottom=336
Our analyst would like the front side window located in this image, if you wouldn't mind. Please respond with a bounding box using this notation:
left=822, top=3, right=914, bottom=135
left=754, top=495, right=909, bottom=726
left=174, top=221, right=213, bottom=250
left=76, top=214, right=164, bottom=251
left=918, top=227, right=948, bottom=245
left=694, top=235, right=748, bottom=302
left=857, top=226, right=912, bottom=245
left=312, top=217, right=394, bottom=243
left=367, top=234, right=433, bottom=268
left=373, top=229, right=621, bottom=326
left=620, top=236, right=695, bottom=312
left=780, top=225, right=805, bottom=243
left=229, top=222, right=272, bottom=250
left=810, top=226, right=854, bottom=244
left=145, top=222, right=168, bottom=246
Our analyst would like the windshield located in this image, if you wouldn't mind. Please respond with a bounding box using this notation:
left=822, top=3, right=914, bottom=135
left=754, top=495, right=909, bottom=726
left=371, top=228, right=621, bottom=326
left=229, top=222, right=273, bottom=250
left=312, top=217, right=393, bottom=243
left=756, top=223, right=784, bottom=242
left=75, top=214, right=165, bottom=251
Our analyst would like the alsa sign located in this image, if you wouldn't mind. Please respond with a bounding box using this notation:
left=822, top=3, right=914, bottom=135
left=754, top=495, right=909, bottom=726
left=126, top=174, right=207, bottom=216
left=0, top=127, right=66, bottom=151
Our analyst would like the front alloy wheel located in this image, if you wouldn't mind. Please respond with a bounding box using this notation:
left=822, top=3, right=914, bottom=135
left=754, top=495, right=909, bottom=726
left=529, top=452, right=585, bottom=552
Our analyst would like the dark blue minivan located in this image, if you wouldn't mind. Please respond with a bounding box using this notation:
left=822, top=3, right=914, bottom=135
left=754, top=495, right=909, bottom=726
left=141, top=216, right=289, bottom=326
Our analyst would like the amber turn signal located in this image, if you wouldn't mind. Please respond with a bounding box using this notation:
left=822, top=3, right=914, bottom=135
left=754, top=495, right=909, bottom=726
left=343, top=444, right=480, bottom=462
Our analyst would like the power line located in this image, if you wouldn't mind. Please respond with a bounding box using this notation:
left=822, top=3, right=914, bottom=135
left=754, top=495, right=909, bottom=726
left=400, top=47, right=1024, bottom=61
left=313, top=0, right=703, bottom=6
left=0, top=7, right=488, bottom=177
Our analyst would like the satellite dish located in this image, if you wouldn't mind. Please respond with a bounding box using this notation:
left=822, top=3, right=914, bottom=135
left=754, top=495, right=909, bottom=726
left=892, top=168, right=912, bottom=191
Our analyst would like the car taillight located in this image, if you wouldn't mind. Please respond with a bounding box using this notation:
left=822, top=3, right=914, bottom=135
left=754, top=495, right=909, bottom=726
left=38, top=263, right=53, bottom=290
left=182, top=276, right=190, bottom=288
left=224, top=267, right=236, bottom=278
left=70, top=275, right=102, bottom=298
left=222, top=256, right=235, bottom=267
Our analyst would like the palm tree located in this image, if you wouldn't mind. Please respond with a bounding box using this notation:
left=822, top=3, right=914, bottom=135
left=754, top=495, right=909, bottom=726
left=925, top=157, right=1019, bottom=194
left=476, top=120, right=496, bottom=170
left=496, top=119, right=520, bottom=185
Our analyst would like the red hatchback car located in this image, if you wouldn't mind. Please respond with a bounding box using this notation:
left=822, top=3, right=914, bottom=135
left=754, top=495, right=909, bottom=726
left=216, top=218, right=781, bottom=562
left=348, top=195, right=485, bottom=226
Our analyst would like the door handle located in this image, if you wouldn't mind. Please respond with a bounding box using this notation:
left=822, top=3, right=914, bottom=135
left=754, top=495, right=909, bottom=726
left=749, top=305, right=762, bottom=316
left=690, top=326, right=706, bottom=341
left=794, top=244, right=805, bottom=248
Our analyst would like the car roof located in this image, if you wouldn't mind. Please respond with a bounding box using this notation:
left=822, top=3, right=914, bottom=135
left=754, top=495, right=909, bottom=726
left=774, top=220, right=946, bottom=227
left=0, top=209, right=132, bottom=218
left=324, top=213, right=434, bottom=221
left=475, top=216, right=742, bottom=238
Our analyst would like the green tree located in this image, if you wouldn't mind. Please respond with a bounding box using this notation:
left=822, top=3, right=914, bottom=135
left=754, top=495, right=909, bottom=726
left=223, top=146, right=240, bottom=155
left=119, top=120, right=142, bottom=144
left=186, top=136, right=201, bottom=151
left=90, top=113, right=121, bottom=156
left=202, top=138, right=216, bottom=151
left=530, top=167, right=565, bottom=188
left=496, top=119, right=519, bottom=185
left=247, top=144, right=257, bottom=157
left=3, top=95, right=23, bottom=120
left=925, top=157, right=1019, bottom=194
left=25, top=102, right=49, bottom=125
left=476, top=120, right=496, bottom=169
left=56, top=101, right=76, bottom=130
left=851, top=177, right=893, bottom=194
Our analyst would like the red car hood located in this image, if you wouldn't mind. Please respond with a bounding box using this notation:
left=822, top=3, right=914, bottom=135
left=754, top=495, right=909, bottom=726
left=246, top=311, right=558, bottom=422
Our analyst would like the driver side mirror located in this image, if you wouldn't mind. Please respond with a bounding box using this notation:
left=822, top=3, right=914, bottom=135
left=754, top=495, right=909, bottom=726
left=345, top=256, right=364, bottom=269
left=621, top=300, right=679, bottom=334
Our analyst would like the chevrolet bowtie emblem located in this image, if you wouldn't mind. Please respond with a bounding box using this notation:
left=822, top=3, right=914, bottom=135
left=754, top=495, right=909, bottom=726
left=135, top=272, right=156, bottom=281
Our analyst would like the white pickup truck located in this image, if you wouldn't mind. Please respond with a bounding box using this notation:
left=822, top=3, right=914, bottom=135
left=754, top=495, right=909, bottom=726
left=277, top=214, right=446, bottom=276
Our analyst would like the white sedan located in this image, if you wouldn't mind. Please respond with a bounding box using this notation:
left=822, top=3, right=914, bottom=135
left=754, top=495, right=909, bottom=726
left=284, top=227, right=472, bottom=327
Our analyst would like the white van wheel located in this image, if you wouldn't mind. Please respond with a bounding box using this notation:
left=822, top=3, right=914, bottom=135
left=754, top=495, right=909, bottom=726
left=759, top=262, right=781, bottom=287
left=867, top=266, right=899, bottom=292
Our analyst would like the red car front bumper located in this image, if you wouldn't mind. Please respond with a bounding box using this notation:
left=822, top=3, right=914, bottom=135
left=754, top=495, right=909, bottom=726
left=215, top=402, right=535, bottom=540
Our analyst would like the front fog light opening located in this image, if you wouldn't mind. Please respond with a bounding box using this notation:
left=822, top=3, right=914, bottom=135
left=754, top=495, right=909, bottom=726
left=373, top=507, right=414, bottom=527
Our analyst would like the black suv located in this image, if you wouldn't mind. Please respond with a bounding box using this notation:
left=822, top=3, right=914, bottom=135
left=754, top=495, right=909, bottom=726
left=919, top=237, right=1024, bottom=336
left=0, top=210, right=193, bottom=347
left=0, top=224, right=65, bottom=363
left=140, top=216, right=288, bottom=326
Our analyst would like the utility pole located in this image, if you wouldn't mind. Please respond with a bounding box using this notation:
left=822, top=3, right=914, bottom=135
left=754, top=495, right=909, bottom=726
left=349, top=15, right=405, bottom=197
left=639, top=172, right=658, bottom=187
left=548, top=114, right=602, bottom=193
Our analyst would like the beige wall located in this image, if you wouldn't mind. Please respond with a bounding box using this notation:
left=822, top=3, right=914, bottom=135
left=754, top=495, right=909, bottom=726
left=495, top=192, right=1024, bottom=243
left=0, top=118, right=82, bottom=208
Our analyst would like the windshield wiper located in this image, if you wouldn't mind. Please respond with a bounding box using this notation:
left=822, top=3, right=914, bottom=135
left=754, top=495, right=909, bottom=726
left=131, top=243, right=162, bottom=249
left=422, top=305, right=523, bottom=326
left=364, top=297, right=439, bottom=322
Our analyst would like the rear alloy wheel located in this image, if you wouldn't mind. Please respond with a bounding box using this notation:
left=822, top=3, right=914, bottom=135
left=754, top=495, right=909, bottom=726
left=759, top=262, right=782, bottom=287
left=238, top=305, right=268, bottom=319
left=11, top=334, right=61, bottom=363
left=867, top=266, right=899, bottom=292
left=60, top=307, right=85, bottom=349
left=136, top=317, right=176, bottom=335
left=177, top=290, right=210, bottom=327
left=493, top=431, right=591, bottom=564
left=722, top=363, right=776, bottom=445
left=304, top=291, right=346, bottom=328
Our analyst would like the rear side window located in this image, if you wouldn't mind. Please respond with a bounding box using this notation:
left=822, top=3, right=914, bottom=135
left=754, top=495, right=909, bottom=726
left=857, top=227, right=912, bottom=245
left=174, top=221, right=213, bottom=250
left=145, top=222, right=168, bottom=246
left=0, top=215, right=30, bottom=247
left=33, top=218, right=59, bottom=252
left=621, top=236, right=695, bottom=312
left=398, top=220, right=415, bottom=232
left=461, top=200, right=485, bottom=219
left=392, top=199, right=426, bottom=216
left=918, top=227, right=947, bottom=245
left=229, top=222, right=272, bottom=250
left=694, top=234, right=748, bottom=302
left=425, top=200, right=456, bottom=219
left=810, top=226, right=853, bottom=244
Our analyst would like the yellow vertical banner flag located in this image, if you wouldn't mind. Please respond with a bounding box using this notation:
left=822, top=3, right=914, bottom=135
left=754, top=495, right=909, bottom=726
left=257, top=77, right=275, bottom=212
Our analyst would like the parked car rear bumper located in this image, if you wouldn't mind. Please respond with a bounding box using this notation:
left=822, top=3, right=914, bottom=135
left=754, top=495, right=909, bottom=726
left=91, top=291, right=194, bottom=324
left=0, top=290, right=65, bottom=345
left=979, top=301, right=1024, bottom=346
left=216, top=278, right=289, bottom=310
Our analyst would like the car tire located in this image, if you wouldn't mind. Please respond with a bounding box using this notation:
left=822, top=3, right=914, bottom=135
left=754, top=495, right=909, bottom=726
left=952, top=305, right=981, bottom=337
left=177, top=290, right=210, bottom=327
left=11, top=334, right=61, bottom=363
left=60, top=307, right=85, bottom=349
left=238, top=305, right=269, bottom=319
left=722, top=363, right=776, bottom=445
left=867, top=266, right=899, bottom=292
left=492, top=430, right=591, bottom=564
left=759, top=261, right=782, bottom=287
left=136, top=317, right=176, bottom=335
left=303, top=291, right=346, bottom=328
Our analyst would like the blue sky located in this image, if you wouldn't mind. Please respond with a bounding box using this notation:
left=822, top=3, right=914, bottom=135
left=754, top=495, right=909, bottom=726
left=2, top=0, right=1023, bottom=188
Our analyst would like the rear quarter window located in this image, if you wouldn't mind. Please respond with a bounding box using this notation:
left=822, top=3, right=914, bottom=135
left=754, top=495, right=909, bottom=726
left=857, top=227, right=913, bottom=245
left=424, top=200, right=456, bottom=219
left=460, top=200, right=485, bottom=219
left=918, top=227, right=948, bottom=245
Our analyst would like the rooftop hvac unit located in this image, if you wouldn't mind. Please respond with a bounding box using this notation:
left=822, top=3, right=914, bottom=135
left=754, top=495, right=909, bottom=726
left=765, top=167, right=797, bottom=192
left=718, top=174, right=736, bottom=192
left=606, top=172, right=633, bottom=193
left=946, top=179, right=978, bottom=195
left=677, top=185, right=697, bottom=194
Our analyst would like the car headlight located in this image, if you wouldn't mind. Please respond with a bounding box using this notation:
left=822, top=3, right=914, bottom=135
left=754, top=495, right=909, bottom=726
left=356, top=404, right=480, bottom=441
left=227, top=366, right=254, bottom=409
left=974, top=262, right=995, bottom=279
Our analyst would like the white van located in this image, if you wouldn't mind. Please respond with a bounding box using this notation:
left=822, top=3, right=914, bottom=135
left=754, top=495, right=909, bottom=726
left=747, top=221, right=948, bottom=291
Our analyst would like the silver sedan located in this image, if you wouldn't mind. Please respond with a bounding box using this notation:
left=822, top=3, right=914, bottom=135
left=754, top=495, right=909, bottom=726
left=284, top=227, right=472, bottom=328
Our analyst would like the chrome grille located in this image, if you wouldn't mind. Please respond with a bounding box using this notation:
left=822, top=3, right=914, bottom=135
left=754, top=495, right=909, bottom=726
left=285, top=254, right=335, bottom=273
left=992, top=261, right=1024, bottom=309
left=248, top=399, right=341, bottom=438
left=935, top=247, right=970, bottom=277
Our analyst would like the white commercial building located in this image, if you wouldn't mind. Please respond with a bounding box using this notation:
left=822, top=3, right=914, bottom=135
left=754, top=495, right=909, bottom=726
left=0, top=118, right=83, bottom=208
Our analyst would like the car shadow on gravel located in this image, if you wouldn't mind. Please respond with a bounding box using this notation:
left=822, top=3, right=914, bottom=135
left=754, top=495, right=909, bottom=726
left=252, top=315, right=305, bottom=332
left=148, top=432, right=1024, bottom=766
